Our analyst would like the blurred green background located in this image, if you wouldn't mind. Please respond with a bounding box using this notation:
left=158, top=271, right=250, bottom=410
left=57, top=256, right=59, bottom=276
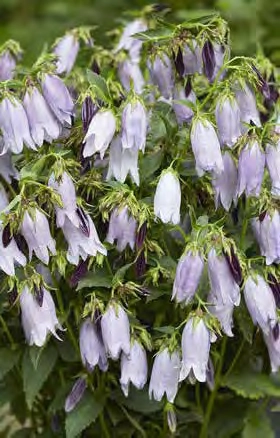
left=0, top=0, right=279, bottom=65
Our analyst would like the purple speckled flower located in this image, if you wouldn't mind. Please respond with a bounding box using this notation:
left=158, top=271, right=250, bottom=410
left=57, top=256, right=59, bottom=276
left=115, top=19, right=147, bottom=62
left=252, top=210, right=280, bottom=265
left=182, top=41, right=203, bottom=75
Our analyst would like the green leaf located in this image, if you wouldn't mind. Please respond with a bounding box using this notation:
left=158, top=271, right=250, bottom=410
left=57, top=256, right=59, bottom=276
left=112, top=386, right=163, bottom=414
left=87, top=70, right=111, bottom=103
left=139, top=149, right=163, bottom=180
left=65, top=391, right=104, bottom=438
left=242, top=407, right=274, bottom=438
left=0, top=348, right=20, bottom=379
left=48, top=382, right=73, bottom=413
left=112, top=261, right=134, bottom=285
left=222, top=371, right=280, bottom=400
left=134, top=27, right=174, bottom=42
left=22, top=344, right=58, bottom=408
left=77, top=268, right=112, bottom=290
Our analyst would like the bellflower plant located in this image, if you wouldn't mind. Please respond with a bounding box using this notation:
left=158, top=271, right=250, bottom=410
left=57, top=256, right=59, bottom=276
left=154, top=169, right=181, bottom=225
left=42, top=74, right=74, bottom=126
left=106, top=207, right=137, bottom=251
left=236, top=139, right=265, bottom=197
left=149, top=348, right=180, bottom=403
left=172, top=250, right=204, bottom=305
left=79, top=318, right=108, bottom=372
left=120, top=340, right=148, bottom=396
left=0, top=50, right=16, bottom=81
left=82, top=109, right=116, bottom=158
left=212, top=151, right=238, bottom=211
left=215, top=95, right=241, bottom=147
left=121, top=100, right=147, bottom=151
left=106, top=136, right=139, bottom=185
left=266, top=141, right=280, bottom=196
left=101, top=302, right=130, bottom=360
left=54, top=33, right=80, bottom=75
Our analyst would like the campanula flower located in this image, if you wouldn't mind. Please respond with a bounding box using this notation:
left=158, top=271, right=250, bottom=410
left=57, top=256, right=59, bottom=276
left=106, top=207, right=137, bottom=252
left=83, top=110, right=116, bottom=158
left=236, top=139, right=265, bottom=197
left=101, top=303, right=130, bottom=360
left=149, top=348, right=180, bottom=403
left=212, top=152, right=237, bottom=211
left=42, top=74, right=74, bottom=126
left=154, top=170, right=181, bottom=225
left=120, top=340, right=148, bottom=396
left=54, top=33, right=79, bottom=75
left=79, top=318, right=108, bottom=372
left=215, top=96, right=241, bottom=147
left=172, top=251, right=204, bottom=305
left=106, top=136, right=139, bottom=185
left=121, top=100, right=147, bottom=151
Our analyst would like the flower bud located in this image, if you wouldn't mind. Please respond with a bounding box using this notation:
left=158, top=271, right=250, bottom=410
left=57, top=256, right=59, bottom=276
left=154, top=170, right=181, bottom=225
left=120, top=340, right=148, bottom=396
left=180, top=317, right=211, bottom=383
left=42, top=74, right=74, bottom=126
left=106, top=207, right=137, bottom=252
left=215, top=96, right=241, bottom=147
left=81, top=96, right=98, bottom=133
left=190, top=118, right=223, bottom=176
left=244, top=275, right=277, bottom=335
left=172, top=251, right=204, bottom=305
left=236, top=140, right=265, bottom=197
left=266, top=141, right=280, bottom=196
left=101, top=303, right=130, bottom=360
left=79, top=318, right=108, bottom=372
left=202, top=40, right=215, bottom=81
left=64, top=377, right=87, bottom=413
left=54, top=33, right=79, bottom=75
left=83, top=110, right=116, bottom=158
left=149, top=348, right=180, bottom=403
left=167, top=408, right=177, bottom=434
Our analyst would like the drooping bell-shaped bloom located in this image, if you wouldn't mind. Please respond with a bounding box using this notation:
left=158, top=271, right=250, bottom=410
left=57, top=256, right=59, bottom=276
left=20, top=286, right=62, bottom=347
left=235, top=84, right=261, bottom=131
left=154, top=170, right=181, bottom=225
left=106, top=207, right=137, bottom=252
left=266, top=141, right=280, bottom=196
left=121, top=100, right=147, bottom=152
left=263, top=329, right=280, bottom=373
left=190, top=118, right=224, bottom=176
left=208, top=248, right=240, bottom=306
left=0, top=50, right=16, bottom=81
left=211, top=43, right=226, bottom=81
left=83, top=110, right=116, bottom=158
left=149, top=348, right=180, bottom=403
left=244, top=275, right=277, bottom=335
left=54, top=33, right=80, bottom=75
left=115, top=19, right=147, bottom=62
left=252, top=210, right=280, bottom=265
left=79, top=318, right=108, bottom=372
left=21, top=209, right=56, bottom=265
left=212, top=152, right=237, bottom=211
left=215, top=96, right=241, bottom=147
left=48, top=172, right=79, bottom=228
left=118, top=60, right=144, bottom=94
left=23, top=86, right=61, bottom=146
left=101, top=303, right=130, bottom=360
left=207, top=290, right=234, bottom=337
left=148, top=53, right=174, bottom=100
left=81, top=96, right=97, bottom=134
left=62, top=214, right=107, bottom=265
left=172, top=251, right=204, bottom=304
left=0, top=152, right=18, bottom=183
left=120, top=340, right=148, bottom=396
left=180, top=317, right=211, bottom=383
left=236, top=140, right=265, bottom=197
left=106, top=136, right=139, bottom=185
left=0, top=97, right=36, bottom=154
left=182, top=41, right=203, bottom=75
left=172, top=84, right=196, bottom=125
left=42, top=74, right=74, bottom=126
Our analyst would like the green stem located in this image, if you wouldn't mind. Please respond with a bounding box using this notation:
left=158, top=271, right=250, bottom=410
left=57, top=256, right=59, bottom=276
left=0, top=315, right=15, bottom=348
left=99, top=411, right=110, bottom=438
left=199, top=337, right=227, bottom=438
left=224, top=338, right=245, bottom=379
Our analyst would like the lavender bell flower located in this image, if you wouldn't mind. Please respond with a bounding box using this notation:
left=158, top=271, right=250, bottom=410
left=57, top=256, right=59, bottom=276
left=182, top=41, right=203, bottom=75
left=207, top=290, right=234, bottom=337
left=115, top=19, right=147, bottom=62
left=252, top=210, right=280, bottom=265
left=208, top=248, right=240, bottom=306
left=106, top=136, right=139, bottom=185
left=54, top=33, right=80, bottom=75
left=101, top=303, right=130, bottom=360
left=21, top=209, right=56, bottom=264
left=20, top=286, right=62, bottom=347
left=0, top=50, right=16, bottom=81
left=79, top=318, right=108, bottom=372
left=62, top=214, right=107, bottom=265
left=120, top=340, right=148, bottom=396
left=235, top=84, right=261, bottom=131
left=266, top=141, right=280, bottom=196
left=121, top=100, right=147, bottom=151
left=0, top=97, right=36, bottom=154
left=154, top=170, right=181, bottom=225
left=244, top=274, right=277, bottom=335
left=106, top=207, right=137, bottom=252
left=48, top=172, right=79, bottom=228
left=118, top=60, right=144, bottom=94
left=23, top=86, right=60, bottom=146
left=236, top=139, right=265, bottom=197
left=180, top=317, right=211, bottom=383
left=190, top=117, right=224, bottom=176
left=263, top=329, right=280, bottom=373
left=172, top=251, right=204, bottom=305
left=211, top=43, right=226, bottom=81
left=148, top=53, right=174, bottom=100
left=212, top=152, right=237, bottom=211
left=0, top=152, right=18, bottom=183
left=215, top=96, right=241, bottom=147
left=65, top=377, right=87, bottom=413
left=149, top=348, right=180, bottom=403
left=42, top=74, right=74, bottom=126
left=82, top=110, right=116, bottom=158
left=172, top=83, right=196, bottom=125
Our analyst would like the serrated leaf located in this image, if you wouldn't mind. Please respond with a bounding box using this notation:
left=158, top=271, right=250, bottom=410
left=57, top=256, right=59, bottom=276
left=222, top=371, right=280, bottom=399
left=48, top=382, right=73, bottom=413
left=134, top=27, right=174, bottom=42
left=111, top=386, right=163, bottom=414
left=87, top=70, right=111, bottom=103
left=65, top=391, right=104, bottom=438
left=139, top=150, right=163, bottom=180
left=0, top=348, right=20, bottom=379
left=112, top=261, right=134, bottom=285
left=77, top=268, right=112, bottom=290
left=22, top=344, right=58, bottom=408
left=242, top=408, right=274, bottom=438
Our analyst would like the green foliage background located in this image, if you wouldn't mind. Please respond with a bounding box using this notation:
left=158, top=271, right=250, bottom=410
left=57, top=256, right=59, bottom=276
left=0, top=0, right=278, bottom=65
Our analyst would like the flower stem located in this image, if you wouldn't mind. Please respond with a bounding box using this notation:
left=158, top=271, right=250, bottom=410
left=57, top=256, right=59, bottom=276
left=199, top=336, right=227, bottom=438
left=0, top=315, right=15, bottom=348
